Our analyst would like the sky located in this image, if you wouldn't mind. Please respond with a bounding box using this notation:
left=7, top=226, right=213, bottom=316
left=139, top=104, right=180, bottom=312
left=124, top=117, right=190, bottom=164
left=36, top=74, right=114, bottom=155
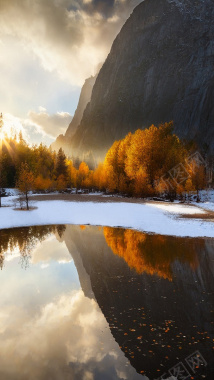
left=0, top=0, right=142, bottom=146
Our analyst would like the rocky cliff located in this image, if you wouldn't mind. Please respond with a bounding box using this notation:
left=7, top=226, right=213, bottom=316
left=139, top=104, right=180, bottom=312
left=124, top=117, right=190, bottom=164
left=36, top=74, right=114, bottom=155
left=51, top=75, right=96, bottom=154
left=69, top=0, right=214, bottom=158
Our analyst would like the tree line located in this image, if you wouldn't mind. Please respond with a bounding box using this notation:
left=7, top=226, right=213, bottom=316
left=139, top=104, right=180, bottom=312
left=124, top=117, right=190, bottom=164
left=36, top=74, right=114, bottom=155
left=0, top=121, right=212, bottom=208
left=99, top=121, right=211, bottom=200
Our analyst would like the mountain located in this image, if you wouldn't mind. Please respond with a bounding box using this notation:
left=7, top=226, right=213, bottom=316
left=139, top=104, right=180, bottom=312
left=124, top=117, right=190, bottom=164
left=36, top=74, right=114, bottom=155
left=67, top=0, right=214, bottom=158
left=51, top=75, right=96, bottom=155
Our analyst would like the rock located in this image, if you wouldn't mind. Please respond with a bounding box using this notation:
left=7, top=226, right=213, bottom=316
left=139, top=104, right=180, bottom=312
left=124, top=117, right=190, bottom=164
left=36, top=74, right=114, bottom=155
left=51, top=75, right=96, bottom=154
left=69, top=0, right=214, bottom=158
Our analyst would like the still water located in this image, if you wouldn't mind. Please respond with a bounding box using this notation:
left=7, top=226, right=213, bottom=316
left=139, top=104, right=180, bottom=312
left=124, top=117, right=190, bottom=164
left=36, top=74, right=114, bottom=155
left=0, top=225, right=213, bottom=380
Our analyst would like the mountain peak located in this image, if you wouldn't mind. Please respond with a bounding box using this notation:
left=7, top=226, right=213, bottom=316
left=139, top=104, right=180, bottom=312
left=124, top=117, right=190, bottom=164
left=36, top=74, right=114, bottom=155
left=60, top=0, right=214, bottom=158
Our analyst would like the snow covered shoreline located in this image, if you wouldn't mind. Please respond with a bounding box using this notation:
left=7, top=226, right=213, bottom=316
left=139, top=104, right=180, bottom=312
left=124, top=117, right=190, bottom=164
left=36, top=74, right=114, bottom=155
left=0, top=195, right=214, bottom=238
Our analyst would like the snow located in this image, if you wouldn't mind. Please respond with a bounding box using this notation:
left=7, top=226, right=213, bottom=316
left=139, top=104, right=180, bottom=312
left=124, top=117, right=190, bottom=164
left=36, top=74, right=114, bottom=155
left=149, top=203, right=205, bottom=215
left=0, top=195, right=214, bottom=238
left=4, top=188, right=19, bottom=197
left=198, top=202, right=214, bottom=212
left=192, top=189, right=214, bottom=213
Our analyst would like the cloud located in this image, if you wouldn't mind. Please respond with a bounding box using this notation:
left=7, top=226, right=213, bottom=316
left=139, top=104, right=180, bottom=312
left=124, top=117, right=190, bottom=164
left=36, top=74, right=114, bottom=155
left=0, top=289, right=145, bottom=379
left=0, top=227, right=147, bottom=380
left=27, top=108, right=72, bottom=138
left=31, top=235, right=72, bottom=264
left=3, top=110, right=72, bottom=146
left=82, top=0, right=116, bottom=18
left=0, top=0, right=142, bottom=86
left=0, top=0, right=142, bottom=145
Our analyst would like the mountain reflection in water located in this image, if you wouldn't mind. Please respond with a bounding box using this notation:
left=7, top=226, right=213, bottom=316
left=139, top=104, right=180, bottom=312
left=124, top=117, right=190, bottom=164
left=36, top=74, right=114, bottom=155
left=0, top=225, right=213, bottom=380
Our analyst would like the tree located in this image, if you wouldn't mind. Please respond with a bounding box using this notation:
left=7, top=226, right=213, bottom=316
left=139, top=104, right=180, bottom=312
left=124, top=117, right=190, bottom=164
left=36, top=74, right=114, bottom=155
left=77, top=162, right=89, bottom=190
left=55, top=148, right=68, bottom=178
left=56, top=174, right=67, bottom=192
left=192, top=165, right=206, bottom=202
left=67, top=161, right=77, bottom=188
left=133, top=167, right=150, bottom=197
left=103, top=141, right=121, bottom=192
left=185, top=178, right=194, bottom=200
left=0, top=113, right=4, bottom=207
left=16, top=162, right=35, bottom=210
left=93, top=163, right=105, bottom=191
left=34, top=175, right=52, bottom=192
left=0, top=155, right=5, bottom=208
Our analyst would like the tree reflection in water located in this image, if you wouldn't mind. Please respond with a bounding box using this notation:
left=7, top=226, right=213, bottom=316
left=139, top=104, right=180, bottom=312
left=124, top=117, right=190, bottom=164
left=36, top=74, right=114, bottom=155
left=103, top=227, right=202, bottom=280
left=0, top=225, right=64, bottom=269
left=0, top=224, right=213, bottom=379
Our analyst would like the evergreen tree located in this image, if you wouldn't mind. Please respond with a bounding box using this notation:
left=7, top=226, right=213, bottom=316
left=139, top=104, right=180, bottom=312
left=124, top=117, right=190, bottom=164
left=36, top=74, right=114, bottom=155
left=55, top=148, right=68, bottom=178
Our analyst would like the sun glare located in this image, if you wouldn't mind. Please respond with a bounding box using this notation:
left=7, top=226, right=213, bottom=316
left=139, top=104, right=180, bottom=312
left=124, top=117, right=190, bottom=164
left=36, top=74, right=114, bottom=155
left=0, top=113, right=27, bottom=142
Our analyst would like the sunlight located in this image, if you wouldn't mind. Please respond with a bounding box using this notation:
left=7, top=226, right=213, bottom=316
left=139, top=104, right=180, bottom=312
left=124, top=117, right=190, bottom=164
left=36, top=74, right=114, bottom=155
left=0, top=113, right=19, bottom=159
left=0, top=113, right=26, bottom=142
left=2, top=138, right=15, bottom=158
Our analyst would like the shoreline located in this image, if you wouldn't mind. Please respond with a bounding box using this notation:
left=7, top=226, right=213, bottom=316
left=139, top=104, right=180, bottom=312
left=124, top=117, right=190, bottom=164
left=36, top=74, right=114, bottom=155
left=30, top=193, right=214, bottom=221
left=0, top=194, right=214, bottom=238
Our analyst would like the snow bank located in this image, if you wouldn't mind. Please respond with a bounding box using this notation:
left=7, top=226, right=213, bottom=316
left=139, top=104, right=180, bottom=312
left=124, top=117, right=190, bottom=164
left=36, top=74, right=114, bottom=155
left=0, top=197, right=213, bottom=238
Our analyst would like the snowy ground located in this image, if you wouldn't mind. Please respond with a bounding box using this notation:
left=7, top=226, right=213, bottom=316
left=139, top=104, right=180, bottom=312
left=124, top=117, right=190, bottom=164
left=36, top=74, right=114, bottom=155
left=0, top=193, right=214, bottom=238
left=191, top=189, right=214, bottom=212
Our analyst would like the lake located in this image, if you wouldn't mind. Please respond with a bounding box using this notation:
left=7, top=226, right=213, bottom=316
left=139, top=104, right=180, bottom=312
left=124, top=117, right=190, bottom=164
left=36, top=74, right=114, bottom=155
left=0, top=225, right=213, bottom=380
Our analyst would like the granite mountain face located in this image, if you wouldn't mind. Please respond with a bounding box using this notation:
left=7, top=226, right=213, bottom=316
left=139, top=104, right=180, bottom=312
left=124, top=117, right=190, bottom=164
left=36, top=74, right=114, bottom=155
left=51, top=75, right=96, bottom=155
left=57, top=0, right=214, bottom=158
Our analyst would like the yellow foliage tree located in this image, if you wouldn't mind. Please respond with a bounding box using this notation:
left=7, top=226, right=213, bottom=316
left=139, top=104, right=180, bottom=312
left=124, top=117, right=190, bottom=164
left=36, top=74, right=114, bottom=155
left=67, top=160, right=77, bottom=188
left=125, top=122, right=187, bottom=195
left=77, top=162, right=90, bottom=189
left=34, top=176, right=52, bottom=192
left=103, top=141, right=121, bottom=192
left=93, top=163, right=106, bottom=190
left=133, top=168, right=150, bottom=197
left=56, top=174, right=67, bottom=192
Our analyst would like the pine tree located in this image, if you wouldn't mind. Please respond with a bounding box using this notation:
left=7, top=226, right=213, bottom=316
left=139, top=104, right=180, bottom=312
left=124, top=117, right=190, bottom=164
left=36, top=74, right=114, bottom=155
left=55, top=148, right=68, bottom=179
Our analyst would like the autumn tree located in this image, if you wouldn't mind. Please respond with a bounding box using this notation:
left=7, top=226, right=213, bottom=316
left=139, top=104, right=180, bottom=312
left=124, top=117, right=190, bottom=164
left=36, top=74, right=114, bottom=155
left=67, top=161, right=77, bottom=188
left=101, top=122, right=189, bottom=198
left=103, top=140, right=121, bottom=192
left=32, top=144, right=55, bottom=179
left=56, top=174, right=67, bottom=192
left=93, top=163, right=106, bottom=191
left=77, top=162, right=90, bottom=190
left=34, top=175, right=52, bottom=192
left=125, top=122, right=187, bottom=197
left=0, top=156, right=6, bottom=207
left=0, top=113, right=4, bottom=207
left=191, top=165, right=206, bottom=201
left=16, top=162, right=35, bottom=210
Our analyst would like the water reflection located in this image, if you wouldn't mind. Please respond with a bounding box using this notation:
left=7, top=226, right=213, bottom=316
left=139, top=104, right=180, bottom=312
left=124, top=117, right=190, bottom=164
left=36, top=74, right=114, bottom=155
left=0, top=225, right=144, bottom=380
left=0, top=225, right=56, bottom=269
left=103, top=227, right=201, bottom=280
left=61, top=225, right=214, bottom=380
left=0, top=225, right=213, bottom=379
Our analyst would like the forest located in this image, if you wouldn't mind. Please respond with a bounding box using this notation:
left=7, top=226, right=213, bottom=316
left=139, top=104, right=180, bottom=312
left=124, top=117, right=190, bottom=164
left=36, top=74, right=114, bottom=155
left=0, top=121, right=212, bottom=202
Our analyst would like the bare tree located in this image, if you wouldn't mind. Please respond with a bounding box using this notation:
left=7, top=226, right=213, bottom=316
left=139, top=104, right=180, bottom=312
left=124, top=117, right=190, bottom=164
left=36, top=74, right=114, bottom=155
left=16, top=162, right=35, bottom=210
